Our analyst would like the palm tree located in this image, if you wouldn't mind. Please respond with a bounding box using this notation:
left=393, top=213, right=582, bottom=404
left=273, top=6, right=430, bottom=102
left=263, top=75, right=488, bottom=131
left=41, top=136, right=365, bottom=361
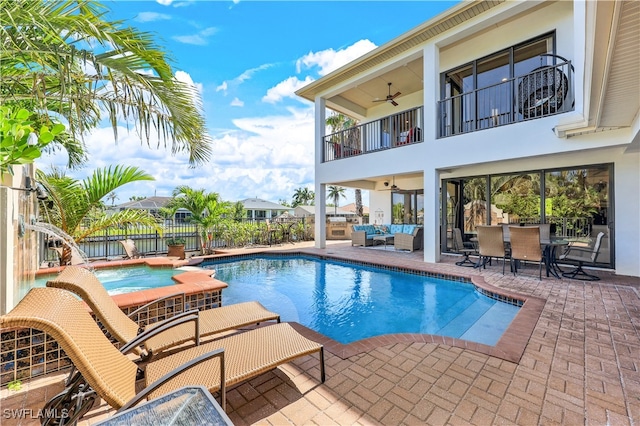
left=199, top=198, right=232, bottom=253
left=1, top=0, right=211, bottom=167
left=327, top=186, right=346, bottom=215
left=326, top=113, right=358, bottom=217
left=355, top=189, right=363, bottom=217
left=106, top=192, right=118, bottom=206
left=37, top=165, right=161, bottom=265
left=162, top=186, right=225, bottom=254
left=326, top=113, right=356, bottom=136
left=229, top=201, right=246, bottom=222
left=292, top=187, right=314, bottom=207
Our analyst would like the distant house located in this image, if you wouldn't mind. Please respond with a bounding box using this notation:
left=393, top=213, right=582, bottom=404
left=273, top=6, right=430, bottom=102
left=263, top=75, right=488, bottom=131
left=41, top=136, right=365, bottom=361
left=341, top=203, right=369, bottom=217
left=294, top=206, right=315, bottom=217
left=294, top=205, right=358, bottom=218
left=116, top=196, right=192, bottom=223
left=239, top=198, right=292, bottom=221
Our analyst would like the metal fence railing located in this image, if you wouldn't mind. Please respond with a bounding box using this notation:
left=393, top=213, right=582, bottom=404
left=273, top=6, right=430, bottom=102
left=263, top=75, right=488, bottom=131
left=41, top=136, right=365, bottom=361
left=39, top=218, right=312, bottom=264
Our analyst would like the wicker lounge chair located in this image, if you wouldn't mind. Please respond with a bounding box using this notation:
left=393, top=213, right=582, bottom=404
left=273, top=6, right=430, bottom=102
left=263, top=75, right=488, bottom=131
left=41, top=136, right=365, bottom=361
left=0, top=288, right=324, bottom=423
left=118, top=238, right=143, bottom=259
left=47, top=266, right=280, bottom=358
left=53, top=246, right=86, bottom=266
left=509, top=226, right=543, bottom=279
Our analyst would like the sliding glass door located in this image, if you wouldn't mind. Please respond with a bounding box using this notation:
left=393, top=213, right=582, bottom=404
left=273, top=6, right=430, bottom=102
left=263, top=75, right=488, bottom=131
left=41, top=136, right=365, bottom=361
left=442, top=164, right=613, bottom=267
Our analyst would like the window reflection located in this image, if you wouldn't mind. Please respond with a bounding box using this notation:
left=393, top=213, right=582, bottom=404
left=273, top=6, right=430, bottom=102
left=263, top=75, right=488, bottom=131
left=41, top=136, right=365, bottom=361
left=443, top=164, right=612, bottom=266
left=392, top=191, right=424, bottom=224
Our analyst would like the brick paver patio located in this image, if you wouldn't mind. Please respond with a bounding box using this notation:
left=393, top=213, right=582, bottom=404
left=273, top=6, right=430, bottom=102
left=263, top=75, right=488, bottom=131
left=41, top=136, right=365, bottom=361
left=2, top=241, right=638, bottom=425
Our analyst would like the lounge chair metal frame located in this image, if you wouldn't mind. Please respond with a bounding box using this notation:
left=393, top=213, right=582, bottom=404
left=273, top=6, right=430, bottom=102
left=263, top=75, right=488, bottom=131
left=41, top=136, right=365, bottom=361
left=1, top=288, right=325, bottom=424
left=47, top=266, right=281, bottom=359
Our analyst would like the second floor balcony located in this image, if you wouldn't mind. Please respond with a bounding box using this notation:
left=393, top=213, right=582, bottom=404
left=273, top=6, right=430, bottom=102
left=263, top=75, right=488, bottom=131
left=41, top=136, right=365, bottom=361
left=321, top=60, right=574, bottom=163
left=439, top=59, right=574, bottom=138
left=323, top=106, right=424, bottom=163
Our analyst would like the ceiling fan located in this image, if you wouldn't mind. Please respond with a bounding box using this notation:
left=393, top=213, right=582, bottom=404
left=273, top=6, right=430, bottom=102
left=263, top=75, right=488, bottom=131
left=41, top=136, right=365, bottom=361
left=373, top=82, right=401, bottom=106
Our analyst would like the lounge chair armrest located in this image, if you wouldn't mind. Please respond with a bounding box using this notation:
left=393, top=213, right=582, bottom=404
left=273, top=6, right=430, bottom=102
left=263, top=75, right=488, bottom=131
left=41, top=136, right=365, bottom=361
left=128, top=292, right=186, bottom=320
left=117, top=348, right=226, bottom=413
left=119, top=311, right=200, bottom=355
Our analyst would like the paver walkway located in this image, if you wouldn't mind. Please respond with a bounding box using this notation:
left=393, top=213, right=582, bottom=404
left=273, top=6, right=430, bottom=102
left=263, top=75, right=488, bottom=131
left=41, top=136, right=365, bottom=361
left=2, top=241, right=638, bottom=425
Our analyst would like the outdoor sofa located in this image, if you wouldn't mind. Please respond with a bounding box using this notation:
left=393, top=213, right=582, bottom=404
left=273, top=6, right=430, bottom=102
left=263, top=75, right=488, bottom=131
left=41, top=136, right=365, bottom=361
left=352, top=224, right=424, bottom=252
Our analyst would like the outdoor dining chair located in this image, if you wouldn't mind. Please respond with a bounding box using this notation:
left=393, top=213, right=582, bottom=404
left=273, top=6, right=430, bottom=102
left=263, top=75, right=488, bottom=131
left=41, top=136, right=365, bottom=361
left=475, top=225, right=507, bottom=274
left=0, top=287, right=324, bottom=423
left=509, top=226, right=543, bottom=279
left=559, top=231, right=605, bottom=281
left=47, top=266, right=281, bottom=359
left=453, top=228, right=476, bottom=267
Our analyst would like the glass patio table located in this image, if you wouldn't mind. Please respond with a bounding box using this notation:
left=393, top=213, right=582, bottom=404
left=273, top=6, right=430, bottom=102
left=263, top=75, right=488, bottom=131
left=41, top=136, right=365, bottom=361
left=95, top=386, right=233, bottom=426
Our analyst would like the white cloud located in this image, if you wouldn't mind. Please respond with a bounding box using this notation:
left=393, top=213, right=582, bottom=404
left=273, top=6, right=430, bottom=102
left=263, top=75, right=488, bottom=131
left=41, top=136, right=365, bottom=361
left=156, top=0, right=173, bottom=6
left=34, top=40, right=379, bottom=207
left=262, top=76, right=315, bottom=104
left=296, top=39, right=377, bottom=76
left=135, top=12, right=171, bottom=23
left=173, top=27, right=218, bottom=46
left=215, top=81, right=227, bottom=93
left=217, top=64, right=273, bottom=95
left=175, top=70, right=203, bottom=95
left=37, top=106, right=317, bottom=205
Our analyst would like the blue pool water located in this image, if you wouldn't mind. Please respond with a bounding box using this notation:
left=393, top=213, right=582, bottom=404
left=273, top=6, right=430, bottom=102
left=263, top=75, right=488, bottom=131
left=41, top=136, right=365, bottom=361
left=202, top=256, right=520, bottom=346
left=35, top=266, right=179, bottom=295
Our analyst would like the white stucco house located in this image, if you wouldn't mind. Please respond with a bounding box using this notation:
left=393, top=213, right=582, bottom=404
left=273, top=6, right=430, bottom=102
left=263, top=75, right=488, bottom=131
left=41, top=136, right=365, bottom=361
left=296, top=1, right=639, bottom=277
left=239, top=198, right=292, bottom=220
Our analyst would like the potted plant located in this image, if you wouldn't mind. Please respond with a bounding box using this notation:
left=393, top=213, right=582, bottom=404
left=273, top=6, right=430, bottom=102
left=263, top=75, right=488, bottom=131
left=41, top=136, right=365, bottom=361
left=165, top=237, right=186, bottom=259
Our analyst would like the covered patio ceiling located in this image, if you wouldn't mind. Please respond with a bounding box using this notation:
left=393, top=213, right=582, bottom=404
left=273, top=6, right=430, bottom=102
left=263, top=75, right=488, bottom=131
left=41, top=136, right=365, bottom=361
left=328, top=172, right=424, bottom=192
left=326, top=56, right=424, bottom=118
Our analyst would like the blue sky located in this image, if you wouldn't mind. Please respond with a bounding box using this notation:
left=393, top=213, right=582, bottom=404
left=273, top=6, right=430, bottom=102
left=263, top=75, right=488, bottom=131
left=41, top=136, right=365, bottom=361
left=38, top=0, right=457, bottom=207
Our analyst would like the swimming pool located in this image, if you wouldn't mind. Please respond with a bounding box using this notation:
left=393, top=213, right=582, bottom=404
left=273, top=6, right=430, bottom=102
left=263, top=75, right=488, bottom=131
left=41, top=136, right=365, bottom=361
left=34, top=265, right=179, bottom=295
left=202, top=256, right=520, bottom=346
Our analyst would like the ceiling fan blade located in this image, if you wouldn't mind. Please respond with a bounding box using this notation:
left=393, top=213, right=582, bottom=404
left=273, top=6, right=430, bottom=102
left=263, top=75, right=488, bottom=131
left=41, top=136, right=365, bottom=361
left=391, top=100, right=399, bottom=106
left=391, top=92, right=401, bottom=98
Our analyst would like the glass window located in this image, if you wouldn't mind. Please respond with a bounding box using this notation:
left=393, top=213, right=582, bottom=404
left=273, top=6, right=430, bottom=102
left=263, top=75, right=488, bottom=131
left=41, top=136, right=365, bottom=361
left=514, top=37, right=553, bottom=77
left=462, top=177, right=486, bottom=233
left=545, top=166, right=611, bottom=264
left=392, top=191, right=423, bottom=224
left=442, top=164, right=612, bottom=267
left=490, top=173, right=541, bottom=226
left=439, top=33, right=559, bottom=136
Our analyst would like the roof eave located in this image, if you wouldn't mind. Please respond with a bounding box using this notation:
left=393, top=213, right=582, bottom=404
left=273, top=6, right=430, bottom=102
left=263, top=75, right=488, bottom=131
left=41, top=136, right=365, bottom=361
left=295, top=0, right=505, bottom=102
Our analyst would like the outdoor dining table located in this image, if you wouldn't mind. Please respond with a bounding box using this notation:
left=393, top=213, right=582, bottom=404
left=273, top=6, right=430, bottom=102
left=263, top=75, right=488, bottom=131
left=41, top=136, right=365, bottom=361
left=469, top=235, right=569, bottom=278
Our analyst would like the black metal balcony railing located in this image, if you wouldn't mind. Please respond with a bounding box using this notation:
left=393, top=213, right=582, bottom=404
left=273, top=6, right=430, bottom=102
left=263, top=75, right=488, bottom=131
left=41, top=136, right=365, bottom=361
left=321, top=61, right=573, bottom=162
left=438, top=60, right=573, bottom=138
left=323, top=106, right=424, bottom=163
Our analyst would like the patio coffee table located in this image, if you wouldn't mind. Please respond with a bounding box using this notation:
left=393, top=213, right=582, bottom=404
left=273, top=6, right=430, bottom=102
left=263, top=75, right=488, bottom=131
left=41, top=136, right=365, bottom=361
left=373, top=234, right=394, bottom=249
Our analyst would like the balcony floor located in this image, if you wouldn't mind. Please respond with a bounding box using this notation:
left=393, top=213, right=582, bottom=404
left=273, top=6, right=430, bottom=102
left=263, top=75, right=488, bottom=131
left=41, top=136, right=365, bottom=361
left=2, top=240, right=638, bottom=425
